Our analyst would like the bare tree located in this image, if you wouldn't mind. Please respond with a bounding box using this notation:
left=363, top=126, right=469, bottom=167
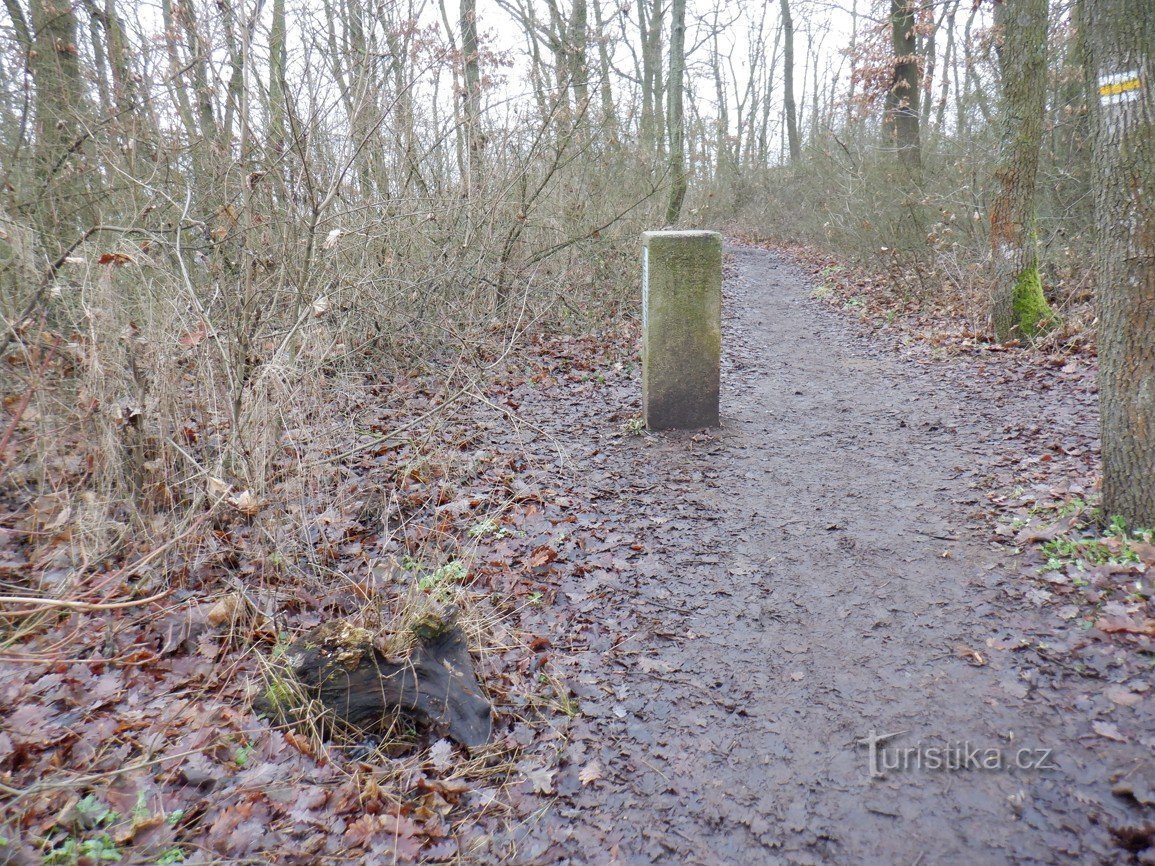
left=779, top=0, right=801, bottom=162
left=665, top=0, right=687, bottom=223
left=461, top=0, right=484, bottom=197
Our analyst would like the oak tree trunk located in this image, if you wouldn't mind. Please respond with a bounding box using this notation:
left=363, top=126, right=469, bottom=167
left=989, top=0, right=1054, bottom=342
left=1084, top=0, right=1155, bottom=526
left=885, top=0, right=921, bottom=171
left=26, top=0, right=88, bottom=256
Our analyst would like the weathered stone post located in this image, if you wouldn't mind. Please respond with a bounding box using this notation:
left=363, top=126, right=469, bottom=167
left=642, top=230, right=722, bottom=430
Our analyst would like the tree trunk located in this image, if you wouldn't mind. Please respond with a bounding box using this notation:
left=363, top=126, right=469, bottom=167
left=268, top=0, right=287, bottom=155
left=936, top=1, right=958, bottom=132
left=921, top=2, right=945, bottom=129
left=460, top=0, right=484, bottom=197
left=568, top=0, right=589, bottom=116
left=885, top=0, right=921, bottom=170
left=989, top=0, right=1054, bottom=342
left=1083, top=1, right=1155, bottom=525
left=664, top=0, right=687, bottom=223
left=591, top=0, right=618, bottom=139
left=27, top=0, right=89, bottom=256
left=779, top=0, right=800, bottom=162
left=759, top=20, right=782, bottom=162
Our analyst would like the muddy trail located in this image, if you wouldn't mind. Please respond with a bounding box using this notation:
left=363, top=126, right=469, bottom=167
left=484, top=245, right=1151, bottom=865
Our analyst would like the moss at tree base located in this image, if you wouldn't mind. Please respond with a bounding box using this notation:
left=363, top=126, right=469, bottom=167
left=995, top=262, right=1057, bottom=342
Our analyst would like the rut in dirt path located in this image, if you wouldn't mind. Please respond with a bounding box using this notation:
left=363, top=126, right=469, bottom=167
left=512, top=246, right=1146, bottom=866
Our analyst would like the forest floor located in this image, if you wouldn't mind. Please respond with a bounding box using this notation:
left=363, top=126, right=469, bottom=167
left=471, top=244, right=1155, bottom=865
left=4, top=243, right=1155, bottom=865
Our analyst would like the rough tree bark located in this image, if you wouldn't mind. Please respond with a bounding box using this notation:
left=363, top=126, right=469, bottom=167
left=1083, top=1, right=1155, bottom=526
left=664, top=0, right=687, bottom=223
left=885, top=0, right=921, bottom=170
left=460, top=0, right=484, bottom=197
left=989, top=0, right=1054, bottom=342
left=638, top=0, right=665, bottom=158
left=779, top=0, right=800, bottom=162
left=24, top=0, right=88, bottom=255
left=268, top=0, right=287, bottom=155
left=568, top=0, right=589, bottom=116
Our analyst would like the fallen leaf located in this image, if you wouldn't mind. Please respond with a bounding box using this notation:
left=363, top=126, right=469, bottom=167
left=228, top=489, right=262, bottom=516
left=1112, top=774, right=1155, bottom=806
left=1096, top=615, right=1155, bottom=636
left=954, top=645, right=987, bottom=666
left=207, top=592, right=243, bottom=627
left=578, top=762, right=603, bottom=786
left=284, top=730, right=314, bottom=758
left=523, top=765, right=555, bottom=795
left=1092, top=720, right=1127, bottom=742
left=529, top=545, right=558, bottom=568
left=1106, top=686, right=1142, bottom=708
left=428, top=738, right=454, bottom=774
left=207, top=476, right=231, bottom=498
left=180, top=321, right=208, bottom=348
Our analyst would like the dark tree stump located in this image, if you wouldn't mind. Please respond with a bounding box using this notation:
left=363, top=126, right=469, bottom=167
left=287, top=616, right=493, bottom=750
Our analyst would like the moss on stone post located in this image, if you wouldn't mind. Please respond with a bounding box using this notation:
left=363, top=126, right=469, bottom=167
left=642, top=231, right=722, bottom=430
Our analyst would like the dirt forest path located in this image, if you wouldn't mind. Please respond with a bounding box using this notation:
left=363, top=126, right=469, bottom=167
left=502, top=245, right=1148, bottom=866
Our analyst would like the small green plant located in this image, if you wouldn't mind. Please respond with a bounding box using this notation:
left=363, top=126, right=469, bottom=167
left=1106, top=515, right=1130, bottom=538
left=418, top=559, right=467, bottom=592
left=468, top=518, right=499, bottom=538
left=1056, top=497, right=1088, bottom=519
left=44, top=833, right=122, bottom=864
left=156, top=847, right=186, bottom=865
left=262, top=676, right=296, bottom=710
left=1038, top=517, right=1150, bottom=577
left=623, top=416, right=645, bottom=436
left=74, top=795, right=118, bottom=829
left=233, top=743, right=255, bottom=767
left=131, top=791, right=150, bottom=822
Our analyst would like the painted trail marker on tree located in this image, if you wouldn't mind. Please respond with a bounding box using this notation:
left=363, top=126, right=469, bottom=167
left=641, top=230, right=722, bottom=430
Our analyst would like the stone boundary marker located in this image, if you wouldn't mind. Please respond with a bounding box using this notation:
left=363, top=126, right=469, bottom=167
left=642, top=230, right=722, bottom=430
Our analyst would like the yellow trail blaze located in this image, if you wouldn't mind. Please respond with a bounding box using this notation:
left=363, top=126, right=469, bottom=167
left=1099, top=78, right=1141, bottom=98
